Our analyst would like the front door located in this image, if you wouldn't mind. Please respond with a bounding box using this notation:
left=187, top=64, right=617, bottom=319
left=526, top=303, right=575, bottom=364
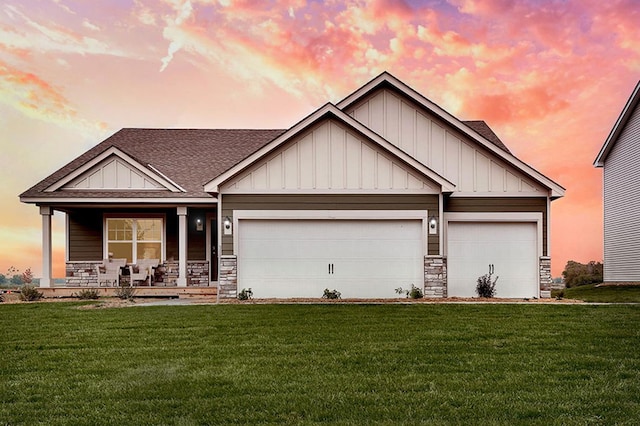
left=207, top=215, right=218, bottom=283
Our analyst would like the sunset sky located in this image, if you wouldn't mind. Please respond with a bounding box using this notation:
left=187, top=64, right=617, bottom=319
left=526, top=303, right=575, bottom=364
left=1, top=0, right=639, bottom=279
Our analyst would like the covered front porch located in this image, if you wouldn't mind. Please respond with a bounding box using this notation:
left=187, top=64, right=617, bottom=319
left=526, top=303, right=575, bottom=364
left=38, top=205, right=220, bottom=291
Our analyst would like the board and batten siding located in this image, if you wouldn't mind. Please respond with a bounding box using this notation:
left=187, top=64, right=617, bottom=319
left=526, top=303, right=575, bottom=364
left=344, top=88, right=545, bottom=195
left=445, top=197, right=548, bottom=256
left=603, top=103, right=640, bottom=282
left=222, top=118, right=439, bottom=194
left=221, top=194, right=439, bottom=256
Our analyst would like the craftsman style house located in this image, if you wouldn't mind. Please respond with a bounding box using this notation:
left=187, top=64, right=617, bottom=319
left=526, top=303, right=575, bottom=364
left=21, top=73, right=565, bottom=298
left=594, top=80, right=640, bottom=284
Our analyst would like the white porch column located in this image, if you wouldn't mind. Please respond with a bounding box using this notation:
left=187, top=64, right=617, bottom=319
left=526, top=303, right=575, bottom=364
left=177, top=206, right=188, bottom=287
left=40, top=206, right=52, bottom=288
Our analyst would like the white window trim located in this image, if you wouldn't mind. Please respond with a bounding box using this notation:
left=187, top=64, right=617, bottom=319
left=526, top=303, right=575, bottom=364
left=443, top=212, right=543, bottom=258
left=103, top=214, right=166, bottom=262
left=232, top=209, right=429, bottom=256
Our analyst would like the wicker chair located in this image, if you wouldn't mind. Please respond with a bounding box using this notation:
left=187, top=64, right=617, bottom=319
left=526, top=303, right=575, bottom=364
left=96, top=258, right=126, bottom=287
left=128, top=259, right=159, bottom=286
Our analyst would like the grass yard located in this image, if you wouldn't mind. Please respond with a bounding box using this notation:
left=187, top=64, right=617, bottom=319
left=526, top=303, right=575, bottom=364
left=1, top=303, right=639, bottom=425
left=554, top=284, right=640, bottom=303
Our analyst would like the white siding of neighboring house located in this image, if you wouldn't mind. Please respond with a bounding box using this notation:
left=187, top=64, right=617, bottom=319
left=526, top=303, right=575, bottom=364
left=603, top=103, right=640, bottom=282
left=344, top=88, right=546, bottom=195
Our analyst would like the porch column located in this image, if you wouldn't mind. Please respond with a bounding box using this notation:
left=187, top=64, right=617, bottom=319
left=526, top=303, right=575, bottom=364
left=40, top=206, right=52, bottom=288
left=177, top=207, right=188, bottom=287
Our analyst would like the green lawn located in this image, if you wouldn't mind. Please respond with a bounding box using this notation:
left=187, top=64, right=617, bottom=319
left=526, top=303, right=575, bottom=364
left=554, top=284, right=640, bottom=303
left=1, top=303, right=639, bottom=425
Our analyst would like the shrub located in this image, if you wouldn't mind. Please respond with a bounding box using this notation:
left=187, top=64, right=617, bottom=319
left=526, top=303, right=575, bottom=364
left=476, top=265, right=498, bottom=298
left=0, top=293, right=4, bottom=303
left=114, top=283, right=136, bottom=301
left=238, top=288, right=253, bottom=300
left=562, top=260, right=603, bottom=288
left=76, top=288, right=101, bottom=300
left=322, top=288, right=341, bottom=299
left=395, top=285, right=424, bottom=299
left=19, top=285, right=43, bottom=302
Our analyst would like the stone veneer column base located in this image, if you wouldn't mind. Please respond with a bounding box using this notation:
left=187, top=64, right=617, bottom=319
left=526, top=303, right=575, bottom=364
left=424, top=256, right=447, bottom=298
left=539, top=256, right=552, bottom=298
left=218, top=255, right=238, bottom=299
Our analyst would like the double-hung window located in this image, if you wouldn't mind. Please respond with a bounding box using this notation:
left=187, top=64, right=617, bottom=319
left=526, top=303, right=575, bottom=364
left=106, top=218, right=163, bottom=263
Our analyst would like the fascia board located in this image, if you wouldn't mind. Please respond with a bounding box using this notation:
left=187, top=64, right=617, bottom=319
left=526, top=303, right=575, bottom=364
left=337, top=72, right=565, bottom=198
left=594, top=80, right=640, bottom=167
left=44, top=146, right=184, bottom=193
left=20, top=197, right=216, bottom=205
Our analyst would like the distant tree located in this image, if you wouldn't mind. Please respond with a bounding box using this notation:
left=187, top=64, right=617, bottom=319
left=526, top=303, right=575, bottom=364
left=10, top=274, right=23, bottom=285
left=0, top=273, right=6, bottom=284
left=562, top=260, right=603, bottom=288
left=21, top=268, right=33, bottom=285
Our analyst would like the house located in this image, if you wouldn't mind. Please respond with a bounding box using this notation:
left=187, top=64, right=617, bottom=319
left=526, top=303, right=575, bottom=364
left=594, top=80, right=640, bottom=285
left=20, top=72, right=565, bottom=299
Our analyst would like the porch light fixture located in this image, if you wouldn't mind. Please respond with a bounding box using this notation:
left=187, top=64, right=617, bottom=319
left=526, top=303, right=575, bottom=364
left=223, top=216, right=232, bottom=235
left=428, top=216, right=438, bottom=235
left=196, top=218, right=203, bottom=231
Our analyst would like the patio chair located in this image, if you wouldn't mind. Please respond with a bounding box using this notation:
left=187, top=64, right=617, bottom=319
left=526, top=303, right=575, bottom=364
left=96, top=258, right=126, bottom=287
left=128, top=259, right=159, bottom=286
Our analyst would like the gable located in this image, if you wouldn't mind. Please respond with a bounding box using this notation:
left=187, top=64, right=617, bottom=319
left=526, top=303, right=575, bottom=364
left=45, top=146, right=184, bottom=193
left=344, top=87, right=546, bottom=195
left=221, top=118, right=440, bottom=194
left=61, top=156, right=164, bottom=190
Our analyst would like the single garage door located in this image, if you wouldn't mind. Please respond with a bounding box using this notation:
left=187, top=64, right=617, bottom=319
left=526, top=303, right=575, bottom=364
left=447, top=222, right=538, bottom=298
left=238, top=219, right=423, bottom=299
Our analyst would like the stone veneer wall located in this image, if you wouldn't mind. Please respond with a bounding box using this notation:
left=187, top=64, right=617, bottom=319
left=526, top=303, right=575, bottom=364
left=539, top=256, right=552, bottom=298
left=66, top=262, right=99, bottom=287
left=424, top=256, right=447, bottom=298
left=188, top=261, right=209, bottom=286
left=218, top=255, right=238, bottom=299
left=65, top=260, right=210, bottom=287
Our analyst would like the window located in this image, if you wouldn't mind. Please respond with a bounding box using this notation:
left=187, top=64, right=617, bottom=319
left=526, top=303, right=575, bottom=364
left=106, top=218, right=163, bottom=263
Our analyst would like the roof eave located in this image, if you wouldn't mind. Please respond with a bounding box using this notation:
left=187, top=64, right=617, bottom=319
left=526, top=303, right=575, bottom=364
left=594, top=80, right=640, bottom=167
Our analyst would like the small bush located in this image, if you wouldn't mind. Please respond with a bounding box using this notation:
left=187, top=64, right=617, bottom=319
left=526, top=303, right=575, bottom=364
left=476, top=265, right=498, bottom=298
left=19, top=285, right=43, bottom=302
left=76, top=288, right=101, bottom=300
left=238, top=288, right=253, bottom=300
left=322, top=288, right=341, bottom=299
left=395, top=284, right=424, bottom=299
left=0, top=293, right=4, bottom=303
left=114, top=283, right=136, bottom=301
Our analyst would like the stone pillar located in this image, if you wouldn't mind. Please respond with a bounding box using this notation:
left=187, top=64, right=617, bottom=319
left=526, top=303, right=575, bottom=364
left=218, top=255, right=237, bottom=299
left=177, top=207, right=188, bottom=287
left=539, top=256, right=552, bottom=298
left=424, top=256, right=447, bottom=298
left=40, top=206, right=53, bottom=288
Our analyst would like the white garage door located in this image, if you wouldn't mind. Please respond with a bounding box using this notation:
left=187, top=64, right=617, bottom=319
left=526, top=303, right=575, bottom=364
left=447, top=222, right=538, bottom=298
left=238, top=219, right=423, bottom=299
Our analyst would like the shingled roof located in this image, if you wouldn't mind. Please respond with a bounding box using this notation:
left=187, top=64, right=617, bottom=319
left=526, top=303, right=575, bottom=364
left=463, top=120, right=511, bottom=154
left=20, top=129, right=285, bottom=200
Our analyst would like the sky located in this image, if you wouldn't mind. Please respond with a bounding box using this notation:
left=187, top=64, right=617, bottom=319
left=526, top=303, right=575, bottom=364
left=1, top=0, right=639, bottom=279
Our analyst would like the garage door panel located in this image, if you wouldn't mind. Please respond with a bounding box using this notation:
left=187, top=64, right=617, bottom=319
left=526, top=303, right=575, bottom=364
left=238, top=219, right=423, bottom=298
left=448, top=222, right=538, bottom=298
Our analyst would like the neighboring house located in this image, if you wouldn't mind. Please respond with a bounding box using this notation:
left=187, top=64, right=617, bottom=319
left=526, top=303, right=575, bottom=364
left=21, top=72, right=565, bottom=299
left=594, top=80, right=640, bottom=284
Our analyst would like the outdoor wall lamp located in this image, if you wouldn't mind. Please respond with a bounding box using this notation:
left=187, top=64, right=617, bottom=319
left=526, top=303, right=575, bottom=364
left=223, top=216, right=232, bottom=235
left=428, top=216, right=438, bottom=235
left=195, top=218, right=203, bottom=232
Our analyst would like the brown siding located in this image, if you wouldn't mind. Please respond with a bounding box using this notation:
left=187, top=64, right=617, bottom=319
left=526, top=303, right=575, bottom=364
left=66, top=207, right=214, bottom=263
left=188, top=208, right=207, bottom=260
left=222, top=194, right=439, bottom=255
left=68, top=211, right=103, bottom=261
left=444, top=196, right=548, bottom=256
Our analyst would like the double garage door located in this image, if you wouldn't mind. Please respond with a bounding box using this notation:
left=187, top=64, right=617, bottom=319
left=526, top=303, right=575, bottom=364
left=237, top=219, right=423, bottom=299
left=236, top=219, right=539, bottom=299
